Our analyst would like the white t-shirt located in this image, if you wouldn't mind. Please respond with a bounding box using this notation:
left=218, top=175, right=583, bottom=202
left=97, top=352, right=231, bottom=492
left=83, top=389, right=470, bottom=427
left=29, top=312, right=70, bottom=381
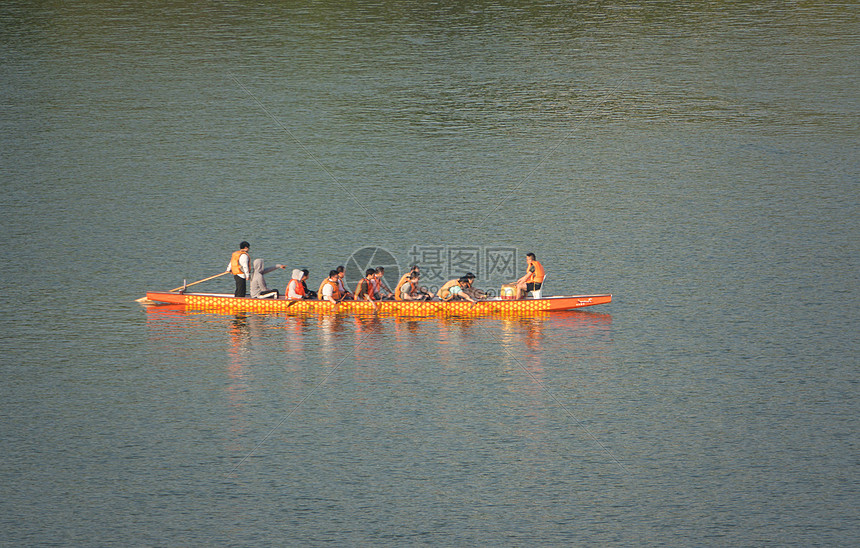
left=321, top=281, right=335, bottom=299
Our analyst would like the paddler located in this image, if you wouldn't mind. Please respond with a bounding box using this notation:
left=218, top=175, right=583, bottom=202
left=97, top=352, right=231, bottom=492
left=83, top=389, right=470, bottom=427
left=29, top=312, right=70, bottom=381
left=400, top=273, right=432, bottom=301
left=461, top=272, right=488, bottom=300
left=394, top=265, right=419, bottom=301
left=374, top=267, right=394, bottom=300
left=436, top=276, right=461, bottom=300
left=442, top=277, right=476, bottom=302
left=286, top=269, right=306, bottom=300
left=318, top=270, right=342, bottom=304
left=354, top=268, right=377, bottom=301
left=226, top=241, right=251, bottom=297
left=335, top=266, right=354, bottom=300
left=515, top=252, right=545, bottom=299
left=300, top=269, right=316, bottom=299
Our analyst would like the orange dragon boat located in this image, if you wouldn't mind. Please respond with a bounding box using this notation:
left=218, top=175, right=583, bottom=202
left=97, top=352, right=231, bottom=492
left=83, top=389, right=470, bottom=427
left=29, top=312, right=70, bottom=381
left=143, top=291, right=612, bottom=316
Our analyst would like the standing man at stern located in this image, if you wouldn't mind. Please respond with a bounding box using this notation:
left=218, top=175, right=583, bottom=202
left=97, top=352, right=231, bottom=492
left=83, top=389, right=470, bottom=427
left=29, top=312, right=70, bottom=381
left=227, top=241, right=252, bottom=297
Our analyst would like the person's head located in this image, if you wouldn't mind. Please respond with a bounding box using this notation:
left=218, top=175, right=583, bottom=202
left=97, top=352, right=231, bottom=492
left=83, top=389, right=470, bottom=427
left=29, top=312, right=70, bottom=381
left=526, top=252, right=536, bottom=262
left=329, top=269, right=339, bottom=279
left=301, top=269, right=309, bottom=280
left=365, top=268, right=376, bottom=278
left=464, top=272, right=475, bottom=286
left=239, top=241, right=250, bottom=251
left=410, top=265, right=419, bottom=274
left=458, top=276, right=469, bottom=286
left=410, top=273, right=420, bottom=282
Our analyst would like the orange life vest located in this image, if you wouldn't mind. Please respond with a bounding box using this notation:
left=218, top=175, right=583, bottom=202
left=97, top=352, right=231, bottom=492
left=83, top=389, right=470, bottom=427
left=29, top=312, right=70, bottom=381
left=355, top=277, right=375, bottom=300
left=401, top=280, right=421, bottom=299
left=528, top=260, right=545, bottom=284
left=394, top=273, right=411, bottom=301
left=287, top=279, right=306, bottom=298
left=230, top=250, right=249, bottom=276
left=319, top=278, right=340, bottom=300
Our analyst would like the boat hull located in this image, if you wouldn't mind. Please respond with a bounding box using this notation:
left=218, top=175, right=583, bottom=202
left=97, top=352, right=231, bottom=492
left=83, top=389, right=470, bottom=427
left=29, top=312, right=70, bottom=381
left=144, top=291, right=611, bottom=315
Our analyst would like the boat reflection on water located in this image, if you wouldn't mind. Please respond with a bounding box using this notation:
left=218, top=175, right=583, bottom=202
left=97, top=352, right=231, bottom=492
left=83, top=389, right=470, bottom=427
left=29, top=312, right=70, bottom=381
left=385, top=309, right=612, bottom=345
left=228, top=313, right=250, bottom=351
left=144, top=306, right=613, bottom=386
left=145, top=305, right=613, bottom=454
left=144, top=305, right=612, bottom=352
left=226, top=313, right=251, bottom=437
left=316, top=312, right=345, bottom=356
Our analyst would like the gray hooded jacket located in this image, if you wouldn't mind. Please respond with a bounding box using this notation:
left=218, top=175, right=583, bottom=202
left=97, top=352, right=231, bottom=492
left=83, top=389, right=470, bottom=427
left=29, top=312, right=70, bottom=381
left=250, top=258, right=281, bottom=297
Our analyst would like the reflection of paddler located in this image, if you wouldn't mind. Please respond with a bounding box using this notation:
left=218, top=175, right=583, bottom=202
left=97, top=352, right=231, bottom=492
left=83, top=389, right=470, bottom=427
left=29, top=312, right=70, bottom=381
left=228, top=313, right=250, bottom=351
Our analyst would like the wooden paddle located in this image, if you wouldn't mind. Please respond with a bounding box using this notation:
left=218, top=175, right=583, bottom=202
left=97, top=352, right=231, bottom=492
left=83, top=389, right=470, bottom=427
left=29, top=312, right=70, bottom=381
left=135, top=271, right=230, bottom=303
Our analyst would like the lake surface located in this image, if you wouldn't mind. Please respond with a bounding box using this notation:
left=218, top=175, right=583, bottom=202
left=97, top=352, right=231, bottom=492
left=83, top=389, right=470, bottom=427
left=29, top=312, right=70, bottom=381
left=1, top=1, right=857, bottom=545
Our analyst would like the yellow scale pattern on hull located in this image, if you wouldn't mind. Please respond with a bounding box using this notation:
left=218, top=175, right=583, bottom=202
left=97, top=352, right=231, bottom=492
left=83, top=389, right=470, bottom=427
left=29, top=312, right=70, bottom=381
left=183, top=295, right=553, bottom=315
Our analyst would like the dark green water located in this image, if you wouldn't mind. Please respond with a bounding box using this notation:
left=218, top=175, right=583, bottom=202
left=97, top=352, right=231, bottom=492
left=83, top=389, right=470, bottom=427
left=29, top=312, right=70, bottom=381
left=2, top=2, right=857, bottom=545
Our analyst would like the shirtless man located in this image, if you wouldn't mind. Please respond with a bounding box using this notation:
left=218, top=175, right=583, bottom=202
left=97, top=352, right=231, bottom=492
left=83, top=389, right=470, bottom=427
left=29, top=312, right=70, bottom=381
left=442, top=277, right=476, bottom=303
left=515, top=253, right=545, bottom=299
